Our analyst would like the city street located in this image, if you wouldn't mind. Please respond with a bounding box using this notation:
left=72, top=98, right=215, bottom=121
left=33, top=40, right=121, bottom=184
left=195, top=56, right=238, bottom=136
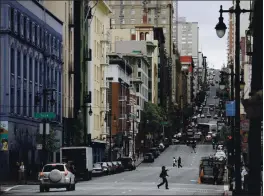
left=2, top=145, right=226, bottom=195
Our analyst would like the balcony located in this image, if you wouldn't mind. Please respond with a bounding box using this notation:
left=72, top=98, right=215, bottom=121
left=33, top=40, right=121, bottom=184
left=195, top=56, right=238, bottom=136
left=119, top=114, right=127, bottom=120
left=100, top=55, right=109, bottom=66
left=130, top=77, right=143, bottom=84
left=100, top=81, right=109, bottom=89
left=100, top=103, right=110, bottom=112
left=119, top=96, right=127, bottom=102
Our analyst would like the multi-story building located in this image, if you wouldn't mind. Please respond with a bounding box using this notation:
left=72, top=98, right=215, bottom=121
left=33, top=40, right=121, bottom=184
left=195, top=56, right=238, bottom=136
left=115, top=41, right=153, bottom=114
left=180, top=56, right=194, bottom=104
left=87, top=1, right=112, bottom=162
left=109, top=25, right=159, bottom=104
left=106, top=53, right=132, bottom=158
left=42, top=0, right=74, bottom=147
left=0, top=0, right=63, bottom=177
left=177, top=20, right=199, bottom=58
left=108, top=0, right=178, bottom=108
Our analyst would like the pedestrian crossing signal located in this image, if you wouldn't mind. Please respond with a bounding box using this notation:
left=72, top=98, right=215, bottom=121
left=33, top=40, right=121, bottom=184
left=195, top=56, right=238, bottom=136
left=227, top=136, right=232, bottom=140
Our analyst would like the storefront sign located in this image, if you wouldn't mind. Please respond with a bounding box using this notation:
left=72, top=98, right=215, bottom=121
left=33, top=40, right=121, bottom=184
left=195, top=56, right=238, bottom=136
left=241, top=119, right=250, bottom=132
left=0, top=121, right=8, bottom=151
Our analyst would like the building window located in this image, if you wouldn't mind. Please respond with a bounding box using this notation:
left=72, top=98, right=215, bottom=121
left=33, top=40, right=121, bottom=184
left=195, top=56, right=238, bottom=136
left=10, top=87, right=15, bottom=113
left=39, top=61, right=42, bottom=84
left=29, top=57, right=33, bottom=81
left=35, top=60, right=38, bottom=83
left=10, top=48, right=15, bottom=74
left=162, top=19, right=166, bottom=24
left=17, top=89, right=21, bottom=115
left=17, top=12, right=20, bottom=35
left=59, top=73, right=61, bottom=92
left=23, top=54, right=27, bottom=79
left=17, top=51, right=21, bottom=77
left=121, top=19, right=125, bottom=24
left=131, top=9, right=135, bottom=15
left=29, top=92, right=32, bottom=117
left=148, top=18, right=151, bottom=23
left=26, top=18, right=30, bottom=41
left=137, top=97, right=139, bottom=105
left=14, top=10, right=18, bottom=33
left=136, top=84, right=139, bottom=92
left=131, top=19, right=135, bottom=24
left=141, top=19, right=143, bottom=24
left=163, top=28, right=166, bottom=34
left=20, top=14, right=24, bottom=37
left=137, top=110, right=139, bottom=118
left=23, top=91, right=27, bottom=116
left=138, top=72, right=141, bottom=77
left=32, top=22, right=35, bottom=44
left=47, top=66, right=50, bottom=86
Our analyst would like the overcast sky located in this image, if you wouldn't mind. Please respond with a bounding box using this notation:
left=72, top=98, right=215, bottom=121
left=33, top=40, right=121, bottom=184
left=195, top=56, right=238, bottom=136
left=178, top=1, right=232, bottom=69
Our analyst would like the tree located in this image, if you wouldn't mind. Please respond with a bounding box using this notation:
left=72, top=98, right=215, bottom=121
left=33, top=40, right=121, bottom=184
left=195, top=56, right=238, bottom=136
left=143, top=102, right=164, bottom=132
left=36, top=127, right=60, bottom=153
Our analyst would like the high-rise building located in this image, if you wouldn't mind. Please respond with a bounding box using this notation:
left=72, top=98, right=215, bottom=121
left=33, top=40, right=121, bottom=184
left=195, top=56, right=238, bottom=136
left=177, top=21, right=199, bottom=58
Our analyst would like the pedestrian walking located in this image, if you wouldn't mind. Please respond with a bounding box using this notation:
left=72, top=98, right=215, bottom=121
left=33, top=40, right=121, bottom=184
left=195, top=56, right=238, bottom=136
left=157, top=166, right=169, bottom=189
left=173, top=157, right=177, bottom=167
left=191, top=143, right=196, bottom=153
left=178, top=157, right=182, bottom=168
left=213, top=164, right=219, bottom=185
left=19, top=162, right=26, bottom=184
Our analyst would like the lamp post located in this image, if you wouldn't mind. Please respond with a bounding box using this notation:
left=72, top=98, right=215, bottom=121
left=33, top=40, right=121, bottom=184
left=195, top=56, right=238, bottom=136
left=215, top=1, right=252, bottom=194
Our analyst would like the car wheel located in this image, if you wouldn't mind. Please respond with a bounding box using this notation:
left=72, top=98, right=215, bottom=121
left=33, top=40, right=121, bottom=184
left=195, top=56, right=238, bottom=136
left=45, top=187, right=50, bottom=192
left=66, top=184, right=71, bottom=191
left=39, top=185, right=44, bottom=192
left=72, top=183, right=76, bottom=191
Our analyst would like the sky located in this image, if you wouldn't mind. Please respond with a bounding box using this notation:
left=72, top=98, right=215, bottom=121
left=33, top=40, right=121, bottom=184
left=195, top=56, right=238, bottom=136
left=178, top=1, right=233, bottom=69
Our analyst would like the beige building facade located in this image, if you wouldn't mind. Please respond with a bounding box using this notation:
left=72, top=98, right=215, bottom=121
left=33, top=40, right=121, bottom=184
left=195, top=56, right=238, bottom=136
left=88, top=1, right=112, bottom=140
left=42, top=1, right=74, bottom=118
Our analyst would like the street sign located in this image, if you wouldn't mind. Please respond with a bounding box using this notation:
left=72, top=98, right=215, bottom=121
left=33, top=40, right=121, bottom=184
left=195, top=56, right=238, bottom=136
left=225, top=101, right=235, bottom=117
left=34, top=112, right=56, bottom=119
left=161, top=122, right=169, bottom=125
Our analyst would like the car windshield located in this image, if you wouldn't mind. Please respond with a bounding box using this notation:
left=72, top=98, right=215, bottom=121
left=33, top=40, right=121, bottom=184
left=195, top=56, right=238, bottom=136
left=117, top=161, right=122, bottom=165
left=93, top=163, right=101, bottom=168
left=43, top=164, right=64, bottom=172
left=107, top=162, right=112, bottom=166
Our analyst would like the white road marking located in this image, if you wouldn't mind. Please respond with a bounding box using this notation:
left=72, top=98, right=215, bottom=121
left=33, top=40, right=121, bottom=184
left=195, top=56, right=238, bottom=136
left=128, top=190, right=132, bottom=192
left=3, top=185, right=23, bottom=192
left=122, top=191, right=126, bottom=194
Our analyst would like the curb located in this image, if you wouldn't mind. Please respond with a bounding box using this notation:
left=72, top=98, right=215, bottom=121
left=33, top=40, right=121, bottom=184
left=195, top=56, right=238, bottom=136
left=0, top=182, right=39, bottom=186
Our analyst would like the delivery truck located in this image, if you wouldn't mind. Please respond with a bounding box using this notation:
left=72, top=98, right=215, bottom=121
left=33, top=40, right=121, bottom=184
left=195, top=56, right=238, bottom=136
left=60, top=147, right=93, bottom=180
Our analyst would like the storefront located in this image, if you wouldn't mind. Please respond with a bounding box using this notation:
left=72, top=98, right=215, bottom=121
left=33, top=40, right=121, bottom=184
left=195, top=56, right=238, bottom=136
left=91, top=140, right=107, bottom=163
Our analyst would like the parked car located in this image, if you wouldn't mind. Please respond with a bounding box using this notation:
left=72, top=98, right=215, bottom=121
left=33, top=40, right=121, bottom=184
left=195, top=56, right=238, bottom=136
left=107, top=162, right=116, bottom=174
left=201, top=114, right=205, bottom=118
left=144, top=153, right=155, bottom=163
left=112, top=161, right=123, bottom=173
left=207, top=114, right=212, bottom=118
left=117, top=157, right=135, bottom=171
left=209, top=107, right=214, bottom=111
left=158, top=143, right=165, bottom=152
left=116, top=161, right=125, bottom=172
left=149, top=148, right=159, bottom=158
left=38, top=163, right=76, bottom=192
left=97, top=162, right=110, bottom=175
left=214, top=115, right=218, bottom=119
left=92, top=163, right=104, bottom=176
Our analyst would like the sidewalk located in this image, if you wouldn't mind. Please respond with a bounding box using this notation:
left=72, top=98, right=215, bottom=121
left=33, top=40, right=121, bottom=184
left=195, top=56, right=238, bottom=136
left=135, top=156, right=144, bottom=167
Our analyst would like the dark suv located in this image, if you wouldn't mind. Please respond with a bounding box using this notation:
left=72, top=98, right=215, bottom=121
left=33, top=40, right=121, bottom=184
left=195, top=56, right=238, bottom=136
left=117, top=157, right=135, bottom=171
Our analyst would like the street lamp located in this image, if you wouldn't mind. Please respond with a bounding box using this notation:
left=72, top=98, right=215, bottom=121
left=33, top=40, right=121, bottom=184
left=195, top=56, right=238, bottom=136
left=219, top=81, right=226, bottom=90
left=215, top=1, right=252, bottom=194
left=88, top=105, right=93, bottom=116
left=215, top=6, right=227, bottom=38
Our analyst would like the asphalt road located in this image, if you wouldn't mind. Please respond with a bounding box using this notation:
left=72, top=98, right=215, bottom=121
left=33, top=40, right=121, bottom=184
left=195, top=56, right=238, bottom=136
left=198, top=70, right=220, bottom=124
left=3, top=145, right=226, bottom=195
